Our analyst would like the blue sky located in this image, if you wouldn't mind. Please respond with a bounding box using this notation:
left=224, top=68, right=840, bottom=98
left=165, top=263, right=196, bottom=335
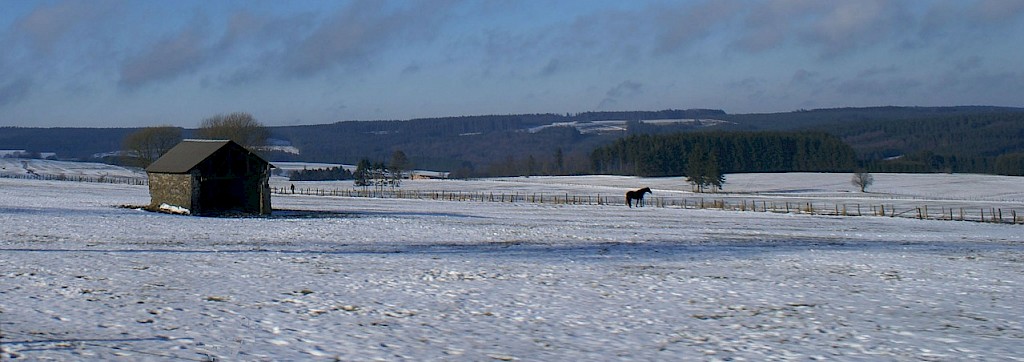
left=2, top=0, right=1024, bottom=128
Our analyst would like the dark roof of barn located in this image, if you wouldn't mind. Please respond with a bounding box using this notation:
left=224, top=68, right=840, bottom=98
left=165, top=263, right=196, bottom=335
left=146, top=139, right=272, bottom=174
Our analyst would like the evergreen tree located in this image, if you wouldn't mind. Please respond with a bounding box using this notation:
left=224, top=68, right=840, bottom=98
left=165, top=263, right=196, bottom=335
left=354, top=159, right=372, bottom=187
left=554, top=147, right=564, bottom=174
left=372, top=161, right=388, bottom=191
left=686, top=144, right=709, bottom=192
left=706, top=151, right=725, bottom=191
left=592, top=131, right=856, bottom=176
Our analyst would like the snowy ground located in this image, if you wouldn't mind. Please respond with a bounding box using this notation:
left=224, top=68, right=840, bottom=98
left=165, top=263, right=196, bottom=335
left=1, top=167, right=1023, bottom=360
left=0, top=158, right=144, bottom=179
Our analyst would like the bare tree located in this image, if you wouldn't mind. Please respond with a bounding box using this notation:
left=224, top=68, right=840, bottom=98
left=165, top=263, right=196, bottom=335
left=852, top=171, right=874, bottom=192
left=197, top=112, right=270, bottom=150
left=388, top=150, right=411, bottom=179
left=122, top=126, right=183, bottom=167
left=386, top=149, right=412, bottom=187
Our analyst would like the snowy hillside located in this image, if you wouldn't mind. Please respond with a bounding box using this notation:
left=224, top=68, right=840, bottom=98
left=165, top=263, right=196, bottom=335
left=526, top=118, right=729, bottom=134
left=0, top=158, right=144, bottom=179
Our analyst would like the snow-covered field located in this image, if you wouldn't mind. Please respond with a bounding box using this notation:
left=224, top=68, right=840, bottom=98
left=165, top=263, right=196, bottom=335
left=0, top=158, right=144, bottom=180
left=2, top=164, right=1023, bottom=360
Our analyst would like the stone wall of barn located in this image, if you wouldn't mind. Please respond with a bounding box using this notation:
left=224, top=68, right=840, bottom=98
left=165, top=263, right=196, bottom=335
left=147, top=172, right=197, bottom=211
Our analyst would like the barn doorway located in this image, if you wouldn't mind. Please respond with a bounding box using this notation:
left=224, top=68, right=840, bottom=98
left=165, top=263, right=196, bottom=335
left=199, top=177, right=248, bottom=214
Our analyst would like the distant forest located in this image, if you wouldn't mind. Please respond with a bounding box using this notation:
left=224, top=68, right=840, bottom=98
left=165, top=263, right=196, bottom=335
left=3, top=106, right=1024, bottom=177
left=826, top=112, right=1024, bottom=175
left=288, top=166, right=353, bottom=181
left=268, top=109, right=727, bottom=177
left=591, top=132, right=856, bottom=177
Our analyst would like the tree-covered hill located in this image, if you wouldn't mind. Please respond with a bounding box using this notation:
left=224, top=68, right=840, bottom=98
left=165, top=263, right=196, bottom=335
left=3, top=106, right=1024, bottom=176
left=720, top=106, right=1023, bottom=131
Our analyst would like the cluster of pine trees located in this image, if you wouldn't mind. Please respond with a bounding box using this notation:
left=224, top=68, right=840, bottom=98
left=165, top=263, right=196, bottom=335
left=289, top=166, right=353, bottom=181
left=590, top=131, right=857, bottom=177
left=348, top=150, right=412, bottom=189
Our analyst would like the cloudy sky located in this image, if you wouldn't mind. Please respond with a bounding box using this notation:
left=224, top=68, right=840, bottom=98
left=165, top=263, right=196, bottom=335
left=2, top=0, right=1023, bottom=128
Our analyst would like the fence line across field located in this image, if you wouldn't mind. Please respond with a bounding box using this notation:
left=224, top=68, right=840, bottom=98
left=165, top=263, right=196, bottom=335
left=2, top=173, right=1019, bottom=224
left=0, top=172, right=148, bottom=185
left=273, top=186, right=1024, bottom=225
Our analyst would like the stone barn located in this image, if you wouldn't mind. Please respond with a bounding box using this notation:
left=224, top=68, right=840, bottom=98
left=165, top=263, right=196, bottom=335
left=146, top=140, right=273, bottom=216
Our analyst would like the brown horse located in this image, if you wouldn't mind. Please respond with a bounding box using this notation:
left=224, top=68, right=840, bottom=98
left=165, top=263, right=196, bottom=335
left=626, top=187, right=652, bottom=208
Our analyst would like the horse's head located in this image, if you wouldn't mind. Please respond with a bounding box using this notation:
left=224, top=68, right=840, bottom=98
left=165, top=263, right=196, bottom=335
left=642, top=187, right=652, bottom=194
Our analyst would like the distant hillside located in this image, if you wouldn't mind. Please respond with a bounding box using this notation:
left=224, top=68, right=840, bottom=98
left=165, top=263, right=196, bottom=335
left=254, top=109, right=729, bottom=174
left=720, top=106, right=1024, bottom=131
left=0, top=127, right=138, bottom=161
left=4, top=106, right=1024, bottom=175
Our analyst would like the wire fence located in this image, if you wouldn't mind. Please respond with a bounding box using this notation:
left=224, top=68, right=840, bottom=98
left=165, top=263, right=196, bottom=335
left=0, top=172, right=148, bottom=185
left=273, top=186, right=1024, bottom=225
left=2, top=174, right=1019, bottom=225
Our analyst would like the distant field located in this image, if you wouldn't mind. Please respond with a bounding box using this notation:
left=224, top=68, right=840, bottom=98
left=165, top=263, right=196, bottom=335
left=4, top=158, right=1024, bottom=220
left=0, top=158, right=144, bottom=179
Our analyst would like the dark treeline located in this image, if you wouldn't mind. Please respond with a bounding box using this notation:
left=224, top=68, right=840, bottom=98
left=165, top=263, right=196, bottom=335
left=828, top=112, right=1024, bottom=174
left=591, top=131, right=857, bottom=177
left=289, top=166, right=353, bottom=181
left=994, top=153, right=1024, bottom=176
left=721, top=106, right=1024, bottom=131
left=0, top=127, right=138, bottom=161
